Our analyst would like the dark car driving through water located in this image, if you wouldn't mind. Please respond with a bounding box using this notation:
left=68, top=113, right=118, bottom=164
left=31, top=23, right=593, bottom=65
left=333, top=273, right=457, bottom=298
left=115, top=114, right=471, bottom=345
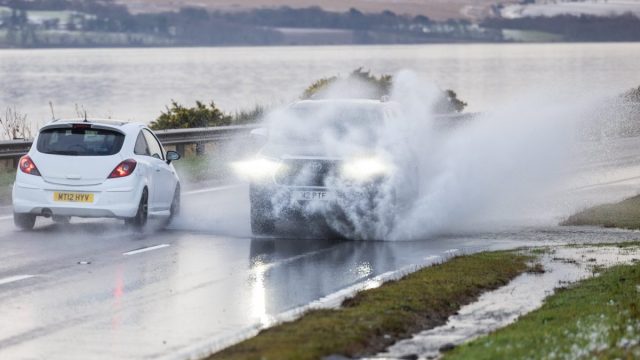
left=234, top=99, right=418, bottom=239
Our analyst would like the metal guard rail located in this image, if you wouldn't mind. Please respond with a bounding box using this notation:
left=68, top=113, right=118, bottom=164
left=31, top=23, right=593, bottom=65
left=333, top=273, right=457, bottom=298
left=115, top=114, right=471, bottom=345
left=0, top=124, right=259, bottom=160
left=0, top=113, right=476, bottom=160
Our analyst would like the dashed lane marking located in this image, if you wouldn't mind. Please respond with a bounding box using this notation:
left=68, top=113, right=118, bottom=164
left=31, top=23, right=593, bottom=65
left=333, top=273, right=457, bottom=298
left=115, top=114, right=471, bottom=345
left=123, top=244, right=170, bottom=256
left=0, top=275, right=36, bottom=286
left=183, top=184, right=243, bottom=196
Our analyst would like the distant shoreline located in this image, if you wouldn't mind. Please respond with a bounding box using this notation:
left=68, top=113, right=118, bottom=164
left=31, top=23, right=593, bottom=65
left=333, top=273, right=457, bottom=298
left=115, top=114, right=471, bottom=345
left=3, top=3, right=639, bottom=48
left=2, top=39, right=640, bottom=51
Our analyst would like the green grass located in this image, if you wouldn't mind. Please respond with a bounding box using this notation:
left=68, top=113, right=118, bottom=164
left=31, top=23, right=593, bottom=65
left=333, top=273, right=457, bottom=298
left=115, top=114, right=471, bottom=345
left=502, top=29, right=564, bottom=42
left=0, top=169, right=14, bottom=205
left=27, top=10, right=78, bottom=21
left=173, top=155, right=231, bottom=184
left=563, top=195, right=640, bottom=230
left=445, top=261, right=640, bottom=360
left=208, top=251, right=533, bottom=360
left=529, top=247, right=556, bottom=255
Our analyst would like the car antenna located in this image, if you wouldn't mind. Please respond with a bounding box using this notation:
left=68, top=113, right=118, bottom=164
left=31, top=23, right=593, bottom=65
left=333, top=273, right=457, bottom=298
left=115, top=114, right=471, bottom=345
left=83, top=111, right=88, bottom=122
left=49, top=101, right=58, bottom=122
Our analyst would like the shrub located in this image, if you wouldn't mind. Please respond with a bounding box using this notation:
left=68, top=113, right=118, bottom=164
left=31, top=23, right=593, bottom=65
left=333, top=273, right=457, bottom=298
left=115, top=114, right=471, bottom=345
left=150, top=101, right=267, bottom=130
left=435, top=89, right=467, bottom=113
left=301, top=68, right=467, bottom=113
left=149, top=100, right=232, bottom=130
left=0, top=107, right=33, bottom=140
left=233, top=105, right=266, bottom=125
left=623, top=85, right=640, bottom=104
left=302, top=68, right=392, bottom=100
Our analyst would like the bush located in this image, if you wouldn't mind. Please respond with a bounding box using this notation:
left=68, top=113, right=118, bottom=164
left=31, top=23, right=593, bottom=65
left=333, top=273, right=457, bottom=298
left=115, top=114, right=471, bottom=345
left=435, top=89, right=467, bottom=113
left=302, top=68, right=392, bottom=100
left=149, top=100, right=232, bottom=130
left=0, top=107, right=33, bottom=140
left=623, top=86, right=640, bottom=104
left=150, top=101, right=267, bottom=130
left=233, top=105, right=266, bottom=125
left=301, top=68, right=467, bottom=113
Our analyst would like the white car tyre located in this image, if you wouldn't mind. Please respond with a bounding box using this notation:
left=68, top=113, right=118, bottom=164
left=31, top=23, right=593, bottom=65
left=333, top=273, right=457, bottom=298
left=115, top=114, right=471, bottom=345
left=125, top=188, right=148, bottom=229
left=14, top=212, right=36, bottom=231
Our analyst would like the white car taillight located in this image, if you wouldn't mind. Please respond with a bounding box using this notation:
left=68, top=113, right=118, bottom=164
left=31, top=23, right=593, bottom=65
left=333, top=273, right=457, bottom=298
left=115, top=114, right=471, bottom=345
left=108, top=159, right=137, bottom=179
left=19, top=155, right=41, bottom=176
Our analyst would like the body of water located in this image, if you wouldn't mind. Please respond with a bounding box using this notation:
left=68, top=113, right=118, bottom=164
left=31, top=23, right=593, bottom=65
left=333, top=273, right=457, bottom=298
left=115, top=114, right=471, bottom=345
left=0, top=43, right=639, bottom=125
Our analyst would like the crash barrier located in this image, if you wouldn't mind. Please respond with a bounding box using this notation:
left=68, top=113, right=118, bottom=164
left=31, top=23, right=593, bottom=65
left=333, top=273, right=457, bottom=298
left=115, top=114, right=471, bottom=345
left=0, top=113, right=476, bottom=170
left=0, top=124, right=260, bottom=170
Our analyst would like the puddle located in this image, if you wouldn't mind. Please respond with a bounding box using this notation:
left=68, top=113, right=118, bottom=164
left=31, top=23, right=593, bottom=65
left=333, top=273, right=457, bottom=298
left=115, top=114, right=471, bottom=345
left=371, top=245, right=640, bottom=360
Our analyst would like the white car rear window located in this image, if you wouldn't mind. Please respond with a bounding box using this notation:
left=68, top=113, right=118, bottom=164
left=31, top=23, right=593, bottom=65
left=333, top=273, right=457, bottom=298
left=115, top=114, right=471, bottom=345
left=37, top=127, right=125, bottom=156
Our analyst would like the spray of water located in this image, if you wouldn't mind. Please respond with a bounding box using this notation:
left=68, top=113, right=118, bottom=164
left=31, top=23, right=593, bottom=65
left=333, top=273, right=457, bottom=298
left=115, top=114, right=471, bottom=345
left=188, top=70, right=635, bottom=241
left=392, top=73, right=577, bottom=239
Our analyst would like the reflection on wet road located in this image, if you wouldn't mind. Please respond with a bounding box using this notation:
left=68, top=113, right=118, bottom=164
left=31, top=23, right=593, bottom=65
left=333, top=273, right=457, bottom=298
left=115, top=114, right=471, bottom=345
left=2, top=136, right=640, bottom=359
left=2, top=215, right=640, bottom=359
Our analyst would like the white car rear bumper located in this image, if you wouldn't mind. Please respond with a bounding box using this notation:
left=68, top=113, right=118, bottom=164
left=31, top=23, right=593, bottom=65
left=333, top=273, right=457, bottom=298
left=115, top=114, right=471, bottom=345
left=12, top=176, right=143, bottom=219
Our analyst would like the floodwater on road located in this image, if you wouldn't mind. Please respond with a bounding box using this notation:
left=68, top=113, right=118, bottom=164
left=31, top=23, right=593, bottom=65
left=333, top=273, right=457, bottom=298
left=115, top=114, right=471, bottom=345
left=1, top=175, right=640, bottom=359
left=1, top=116, right=640, bottom=358
left=1, top=207, right=640, bottom=360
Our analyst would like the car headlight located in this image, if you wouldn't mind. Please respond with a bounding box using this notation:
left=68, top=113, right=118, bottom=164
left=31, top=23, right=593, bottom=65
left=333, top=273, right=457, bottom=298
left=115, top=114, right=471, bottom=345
left=341, top=156, right=392, bottom=181
left=232, top=157, right=283, bottom=180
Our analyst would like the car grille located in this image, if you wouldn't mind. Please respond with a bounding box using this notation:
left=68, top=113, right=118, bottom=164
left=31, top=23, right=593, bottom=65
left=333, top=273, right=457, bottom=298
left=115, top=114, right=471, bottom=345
left=275, top=159, right=340, bottom=187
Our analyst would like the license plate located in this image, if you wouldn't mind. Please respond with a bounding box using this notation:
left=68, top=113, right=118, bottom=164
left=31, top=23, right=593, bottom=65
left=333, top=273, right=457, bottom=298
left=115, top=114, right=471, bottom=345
left=292, top=190, right=335, bottom=201
left=53, top=192, right=94, bottom=203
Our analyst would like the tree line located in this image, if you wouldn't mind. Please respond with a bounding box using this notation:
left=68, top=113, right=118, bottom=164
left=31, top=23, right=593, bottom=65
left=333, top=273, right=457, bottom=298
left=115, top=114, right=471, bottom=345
left=483, top=13, right=640, bottom=42
left=2, top=0, right=640, bottom=47
left=0, top=0, right=493, bottom=47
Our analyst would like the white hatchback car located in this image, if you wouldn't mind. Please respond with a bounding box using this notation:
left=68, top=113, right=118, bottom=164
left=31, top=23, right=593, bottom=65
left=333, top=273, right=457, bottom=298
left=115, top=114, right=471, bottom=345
left=12, top=119, right=181, bottom=230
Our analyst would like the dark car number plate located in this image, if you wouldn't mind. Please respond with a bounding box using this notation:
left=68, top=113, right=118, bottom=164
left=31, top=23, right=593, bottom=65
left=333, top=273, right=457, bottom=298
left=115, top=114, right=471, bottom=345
left=293, top=190, right=335, bottom=201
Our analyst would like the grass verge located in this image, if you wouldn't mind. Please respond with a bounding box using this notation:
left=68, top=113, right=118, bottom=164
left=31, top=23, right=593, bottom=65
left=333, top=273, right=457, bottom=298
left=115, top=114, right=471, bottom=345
left=208, top=251, right=533, bottom=360
left=0, top=169, right=14, bottom=205
left=445, top=261, right=640, bottom=359
left=562, top=195, right=640, bottom=230
left=173, top=155, right=232, bottom=184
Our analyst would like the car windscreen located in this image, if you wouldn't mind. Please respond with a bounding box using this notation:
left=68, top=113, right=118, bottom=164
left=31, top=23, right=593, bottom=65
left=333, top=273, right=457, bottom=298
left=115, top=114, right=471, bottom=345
left=37, top=127, right=125, bottom=156
left=269, top=106, right=384, bottom=148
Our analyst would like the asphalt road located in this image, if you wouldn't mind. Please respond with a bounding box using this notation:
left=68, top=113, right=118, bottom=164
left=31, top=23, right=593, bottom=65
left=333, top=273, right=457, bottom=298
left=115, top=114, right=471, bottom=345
left=2, top=136, right=640, bottom=359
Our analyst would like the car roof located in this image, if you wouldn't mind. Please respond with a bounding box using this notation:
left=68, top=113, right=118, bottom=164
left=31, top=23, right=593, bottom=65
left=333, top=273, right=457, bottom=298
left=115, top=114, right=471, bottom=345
left=290, top=99, right=401, bottom=114
left=40, top=119, right=146, bottom=135
left=292, top=98, right=397, bottom=108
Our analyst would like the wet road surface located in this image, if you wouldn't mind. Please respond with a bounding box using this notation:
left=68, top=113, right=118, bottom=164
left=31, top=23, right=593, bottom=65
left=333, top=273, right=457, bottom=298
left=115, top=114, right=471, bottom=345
left=2, top=136, right=640, bottom=359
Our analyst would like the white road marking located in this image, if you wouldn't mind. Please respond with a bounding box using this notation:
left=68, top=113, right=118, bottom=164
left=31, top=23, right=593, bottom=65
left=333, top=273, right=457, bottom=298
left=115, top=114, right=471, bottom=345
left=0, top=274, right=35, bottom=286
left=183, top=184, right=243, bottom=196
left=123, top=244, right=170, bottom=256
left=568, top=175, right=640, bottom=192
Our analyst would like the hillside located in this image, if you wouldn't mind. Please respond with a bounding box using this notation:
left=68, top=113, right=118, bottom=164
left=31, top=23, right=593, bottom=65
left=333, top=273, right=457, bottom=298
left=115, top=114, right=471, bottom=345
left=116, top=0, right=519, bottom=21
